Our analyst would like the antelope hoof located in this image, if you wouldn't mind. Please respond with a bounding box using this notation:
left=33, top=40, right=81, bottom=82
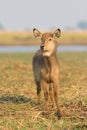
left=56, top=111, right=62, bottom=120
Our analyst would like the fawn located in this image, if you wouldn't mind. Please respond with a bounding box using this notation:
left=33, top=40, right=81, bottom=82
left=33, top=28, right=61, bottom=119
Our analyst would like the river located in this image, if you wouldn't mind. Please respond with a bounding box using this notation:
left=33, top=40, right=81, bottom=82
left=0, top=45, right=87, bottom=53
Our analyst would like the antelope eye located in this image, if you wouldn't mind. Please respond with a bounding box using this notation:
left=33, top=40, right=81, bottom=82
left=49, top=38, right=52, bottom=41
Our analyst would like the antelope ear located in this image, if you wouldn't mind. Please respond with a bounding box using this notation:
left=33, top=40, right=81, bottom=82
left=33, top=28, right=42, bottom=37
left=53, top=29, right=61, bottom=38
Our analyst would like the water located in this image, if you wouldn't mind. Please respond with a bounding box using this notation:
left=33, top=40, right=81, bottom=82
left=0, top=45, right=87, bottom=53
left=58, top=45, right=87, bottom=52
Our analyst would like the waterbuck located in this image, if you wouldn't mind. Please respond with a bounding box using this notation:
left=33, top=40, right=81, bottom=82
left=32, top=28, right=61, bottom=119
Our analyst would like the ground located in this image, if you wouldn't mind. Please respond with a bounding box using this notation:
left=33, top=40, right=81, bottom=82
left=0, top=52, right=87, bottom=130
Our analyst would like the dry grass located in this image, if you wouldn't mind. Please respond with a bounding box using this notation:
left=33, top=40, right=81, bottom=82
left=0, top=52, right=87, bottom=130
left=60, top=30, right=87, bottom=45
left=0, top=30, right=87, bottom=45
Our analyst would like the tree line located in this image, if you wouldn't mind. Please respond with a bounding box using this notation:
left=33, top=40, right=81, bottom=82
left=0, top=21, right=87, bottom=30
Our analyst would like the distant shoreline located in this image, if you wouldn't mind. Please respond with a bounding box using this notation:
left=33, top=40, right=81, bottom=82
left=0, top=30, right=87, bottom=45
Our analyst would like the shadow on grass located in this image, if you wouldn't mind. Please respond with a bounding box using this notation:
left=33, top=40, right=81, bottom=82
left=0, top=95, right=32, bottom=104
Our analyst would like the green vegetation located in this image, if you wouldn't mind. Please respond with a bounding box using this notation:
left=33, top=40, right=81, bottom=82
left=0, top=52, right=87, bottom=130
left=0, top=30, right=87, bottom=45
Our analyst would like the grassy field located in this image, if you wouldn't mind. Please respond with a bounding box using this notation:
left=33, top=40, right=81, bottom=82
left=0, top=30, right=87, bottom=45
left=0, top=52, right=87, bottom=130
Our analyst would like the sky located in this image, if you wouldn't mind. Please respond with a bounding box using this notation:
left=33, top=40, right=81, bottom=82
left=0, top=0, right=87, bottom=30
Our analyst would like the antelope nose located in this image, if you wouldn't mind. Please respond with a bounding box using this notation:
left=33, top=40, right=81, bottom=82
left=40, top=44, right=44, bottom=50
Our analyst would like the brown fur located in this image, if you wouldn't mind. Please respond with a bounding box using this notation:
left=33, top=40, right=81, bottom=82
left=32, top=28, right=61, bottom=119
